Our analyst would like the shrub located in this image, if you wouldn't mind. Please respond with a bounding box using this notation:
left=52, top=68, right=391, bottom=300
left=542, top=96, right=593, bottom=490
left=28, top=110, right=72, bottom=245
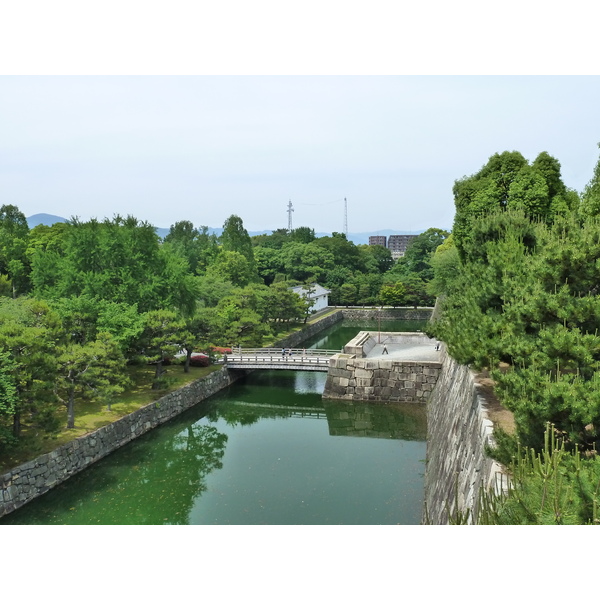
left=189, top=354, right=210, bottom=367
left=211, top=346, right=232, bottom=354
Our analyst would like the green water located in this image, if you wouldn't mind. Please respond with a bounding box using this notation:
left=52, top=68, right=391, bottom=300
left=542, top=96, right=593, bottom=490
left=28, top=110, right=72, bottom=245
left=1, top=319, right=428, bottom=525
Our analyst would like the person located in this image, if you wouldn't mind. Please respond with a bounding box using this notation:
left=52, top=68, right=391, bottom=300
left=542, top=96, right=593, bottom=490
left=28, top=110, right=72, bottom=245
left=382, top=344, right=388, bottom=355
left=281, top=347, right=285, bottom=359
left=435, top=342, right=440, bottom=351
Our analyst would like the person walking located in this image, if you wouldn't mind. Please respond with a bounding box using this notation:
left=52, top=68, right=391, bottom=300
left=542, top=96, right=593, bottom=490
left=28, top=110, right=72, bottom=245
left=382, top=344, right=388, bottom=355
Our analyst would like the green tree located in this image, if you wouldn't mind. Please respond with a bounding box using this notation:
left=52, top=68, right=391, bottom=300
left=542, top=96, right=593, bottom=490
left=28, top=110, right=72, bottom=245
left=379, top=282, right=405, bottom=307
left=580, top=143, right=600, bottom=220
left=0, top=350, right=18, bottom=449
left=220, top=214, right=257, bottom=276
left=0, top=297, right=62, bottom=441
left=179, top=308, right=219, bottom=372
left=452, top=151, right=568, bottom=261
left=138, top=310, right=186, bottom=389
left=206, top=250, right=256, bottom=287
left=0, top=204, right=30, bottom=296
left=254, top=246, right=284, bottom=285
left=54, top=332, right=129, bottom=427
left=281, top=242, right=334, bottom=283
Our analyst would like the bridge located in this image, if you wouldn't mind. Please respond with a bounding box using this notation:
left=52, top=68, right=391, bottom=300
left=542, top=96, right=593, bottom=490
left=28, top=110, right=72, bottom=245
left=223, top=348, right=337, bottom=371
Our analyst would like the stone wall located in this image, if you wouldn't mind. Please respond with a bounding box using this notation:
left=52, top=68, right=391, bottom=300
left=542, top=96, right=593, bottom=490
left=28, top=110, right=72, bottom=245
left=272, top=310, right=344, bottom=348
left=423, top=351, right=504, bottom=524
left=340, top=308, right=433, bottom=321
left=323, top=355, right=442, bottom=403
left=0, top=367, right=242, bottom=518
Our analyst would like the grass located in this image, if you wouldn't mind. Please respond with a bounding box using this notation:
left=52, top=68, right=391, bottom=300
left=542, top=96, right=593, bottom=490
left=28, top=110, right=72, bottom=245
left=0, top=362, right=221, bottom=475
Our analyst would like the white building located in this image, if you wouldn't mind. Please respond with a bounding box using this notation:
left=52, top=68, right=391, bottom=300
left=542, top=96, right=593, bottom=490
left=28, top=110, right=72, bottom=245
left=291, top=283, right=331, bottom=313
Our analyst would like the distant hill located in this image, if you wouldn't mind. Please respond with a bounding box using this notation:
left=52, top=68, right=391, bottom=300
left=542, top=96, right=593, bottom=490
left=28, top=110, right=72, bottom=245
left=26, top=214, right=423, bottom=244
left=26, top=213, right=68, bottom=228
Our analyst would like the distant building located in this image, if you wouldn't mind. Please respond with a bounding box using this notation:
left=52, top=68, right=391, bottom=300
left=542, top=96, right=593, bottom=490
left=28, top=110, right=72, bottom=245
left=387, top=234, right=418, bottom=259
left=291, top=283, right=331, bottom=313
left=368, top=236, right=387, bottom=247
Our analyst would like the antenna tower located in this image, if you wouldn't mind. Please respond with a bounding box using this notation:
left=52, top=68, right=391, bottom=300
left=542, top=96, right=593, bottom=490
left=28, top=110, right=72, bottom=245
left=287, top=200, right=294, bottom=232
left=344, top=197, right=348, bottom=236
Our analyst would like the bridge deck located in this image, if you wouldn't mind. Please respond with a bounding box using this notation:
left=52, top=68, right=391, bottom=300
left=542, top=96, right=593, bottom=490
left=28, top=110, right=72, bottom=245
left=223, top=348, right=336, bottom=371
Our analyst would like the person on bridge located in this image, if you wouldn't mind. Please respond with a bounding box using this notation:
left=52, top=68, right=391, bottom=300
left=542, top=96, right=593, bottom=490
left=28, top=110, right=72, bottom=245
left=382, top=344, right=388, bottom=355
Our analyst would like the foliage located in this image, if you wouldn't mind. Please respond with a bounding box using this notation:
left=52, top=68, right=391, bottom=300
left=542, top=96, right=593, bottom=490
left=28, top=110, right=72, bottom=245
left=452, top=150, right=574, bottom=261
left=579, top=143, right=600, bottom=220
left=138, top=310, right=186, bottom=389
left=379, top=282, right=405, bottom=307
left=0, top=204, right=30, bottom=296
left=29, top=215, right=198, bottom=314
left=476, top=426, right=600, bottom=524
left=54, top=332, right=130, bottom=427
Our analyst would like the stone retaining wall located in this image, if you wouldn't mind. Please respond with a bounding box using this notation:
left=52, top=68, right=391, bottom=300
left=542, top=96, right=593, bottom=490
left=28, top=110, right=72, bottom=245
left=340, top=308, right=433, bottom=321
left=423, top=351, right=504, bottom=524
left=272, top=310, right=344, bottom=348
left=0, top=367, right=242, bottom=518
left=323, top=355, right=442, bottom=403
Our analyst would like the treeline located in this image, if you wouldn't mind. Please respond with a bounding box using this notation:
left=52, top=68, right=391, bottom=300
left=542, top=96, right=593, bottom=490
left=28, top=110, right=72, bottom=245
left=0, top=205, right=447, bottom=451
left=252, top=225, right=448, bottom=307
left=429, top=146, right=600, bottom=523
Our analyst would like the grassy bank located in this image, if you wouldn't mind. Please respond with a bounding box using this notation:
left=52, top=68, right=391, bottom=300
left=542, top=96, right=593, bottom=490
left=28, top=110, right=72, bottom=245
left=0, top=363, right=220, bottom=475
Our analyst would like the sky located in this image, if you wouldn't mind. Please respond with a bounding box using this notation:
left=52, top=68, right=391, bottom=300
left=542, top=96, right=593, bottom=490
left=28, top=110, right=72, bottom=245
left=2, top=75, right=600, bottom=235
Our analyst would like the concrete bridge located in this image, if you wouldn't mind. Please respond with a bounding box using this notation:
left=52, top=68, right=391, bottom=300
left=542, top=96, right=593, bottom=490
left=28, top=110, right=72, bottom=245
left=223, top=348, right=337, bottom=371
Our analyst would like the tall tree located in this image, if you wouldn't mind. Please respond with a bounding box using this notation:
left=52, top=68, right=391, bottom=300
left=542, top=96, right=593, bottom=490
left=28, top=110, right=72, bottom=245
left=54, top=332, right=129, bottom=427
left=0, top=204, right=30, bottom=296
left=580, top=143, right=600, bottom=220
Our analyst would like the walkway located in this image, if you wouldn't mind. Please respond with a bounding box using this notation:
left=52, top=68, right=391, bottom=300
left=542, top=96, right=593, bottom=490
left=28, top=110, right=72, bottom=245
left=224, top=348, right=337, bottom=371
left=366, top=340, right=442, bottom=362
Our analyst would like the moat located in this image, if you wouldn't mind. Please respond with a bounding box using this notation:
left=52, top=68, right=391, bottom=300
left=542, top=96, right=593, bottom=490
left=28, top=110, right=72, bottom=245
left=1, top=319, right=428, bottom=525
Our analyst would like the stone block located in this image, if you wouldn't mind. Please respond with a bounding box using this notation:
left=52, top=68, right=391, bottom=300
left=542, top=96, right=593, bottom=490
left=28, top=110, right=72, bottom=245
left=355, top=368, right=373, bottom=379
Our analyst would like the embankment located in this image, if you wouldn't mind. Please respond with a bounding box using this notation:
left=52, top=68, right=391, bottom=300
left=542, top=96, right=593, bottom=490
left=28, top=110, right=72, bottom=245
left=0, top=368, right=243, bottom=518
left=423, top=350, right=504, bottom=524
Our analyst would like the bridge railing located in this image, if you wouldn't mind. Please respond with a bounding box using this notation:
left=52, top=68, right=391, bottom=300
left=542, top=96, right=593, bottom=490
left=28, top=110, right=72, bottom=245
left=222, top=348, right=338, bottom=364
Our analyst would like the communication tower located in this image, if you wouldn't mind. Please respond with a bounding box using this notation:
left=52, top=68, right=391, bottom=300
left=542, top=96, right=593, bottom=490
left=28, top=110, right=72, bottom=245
left=287, top=200, right=294, bottom=232
left=344, top=197, right=348, bottom=236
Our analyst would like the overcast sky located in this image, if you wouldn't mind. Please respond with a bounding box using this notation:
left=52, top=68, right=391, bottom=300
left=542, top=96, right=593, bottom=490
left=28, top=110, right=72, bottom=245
left=2, top=75, right=600, bottom=235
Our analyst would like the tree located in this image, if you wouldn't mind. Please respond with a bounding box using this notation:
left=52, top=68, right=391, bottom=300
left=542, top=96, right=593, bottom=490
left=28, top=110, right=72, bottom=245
left=580, top=143, right=600, bottom=220
left=0, top=350, right=18, bottom=449
left=54, top=332, right=129, bottom=427
left=289, top=226, right=316, bottom=244
left=281, top=242, right=334, bottom=283
left=138, top=310, right=186, bottom=389
left=392, top=228, right=450, bottom=282
left=379, top=282, right=405, bottom=307
left=179, top=308, right=219, bottom=373
left=254, top=246, right=284, bottom=285
left=452, top=151, right=569, bottom=261
left=358, top=244, right=393, bottom=274
left=29, top=215, right=198, bottom=315
left=0, top=297, right=62, bottom=441
left=206, top=250, right=256, bottom=287
left=429, top=235, right=461, bottom=297
left=220, top=215, right=257, bottom=271
left=164, top=220, right=220, bottom=274
left=0, top=204, right=30, bottom=296
left=313, top=232, right=362, bottom=272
